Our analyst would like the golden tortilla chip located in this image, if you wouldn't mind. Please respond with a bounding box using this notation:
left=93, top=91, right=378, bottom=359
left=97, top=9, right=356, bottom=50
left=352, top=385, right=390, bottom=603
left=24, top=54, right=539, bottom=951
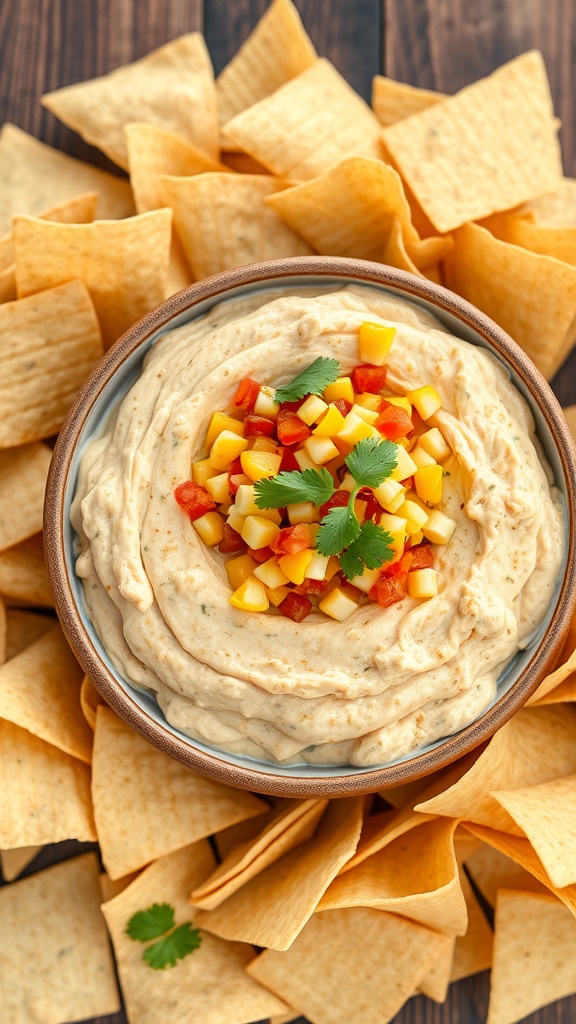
left=162, top=173, right=312, bottom=280
left=465, top=842, right=547, bottom=907
left=450, top=867, right=493, bottom=983
left=224, top=59, right=385, bottom=180
left=80, top=674, right=107, bottom=730
left=194, top=796, right=364, bottom=950
left=0, top=265, right=16, bottom=303
left=214, top=807, right=274, bottom=860
left=0, top=443, right=52, bottom=551
left=221, top=152, right=272, bottom=174
left=383, top=52, right=562, bottom=233
left=216, top=0, right=316, bottom=130
left=0, top=719, right=96, bottom=847
left=125, top=122, right=228, bottom=214
left=0, top=191, right=98, bottom=274
left=0, top=853, right=120, bottom=1024
left=418, top=935, right=455, bottom=1002
left=520, top=177, right=576, bottom=226
left=102, top=842, right=288, bottom=1024
left=266, top=157, right=452, bottom=268
left=42, top=33, right=218, bottom=169
left=0, top=123, right=135, bottom=233
left=382, top=214, right=425, bottom=274
left=99, top=869, right=139, bottom=903
left=482, top=208, right=576, bottom=266
left=0, top=845, right=42, bottom=881
left=487, top=890, right=576, bottom=1024
left=492, top=775, right=576, bottom=888
left=0, top=534, right=53, bottom=607
left=416, top=706, right=576, bottom=833
left=372, top=75, right=445, bottom=126
left=248, top=907, right=452, bottom=1024
left=92, top=706, right=266, bottom=879
left=191, top=798, right=327, bottom=910
left=13, top=210, right=172, bottom=348
left=0, top=280, right=103, bottom=447
left=0, top=595, right=5, bottom=664
left=0, top=623, right=92, bottom=763
left=444, top=222, right=576, bottom=380
left=528, top=616, right=576, bottom=705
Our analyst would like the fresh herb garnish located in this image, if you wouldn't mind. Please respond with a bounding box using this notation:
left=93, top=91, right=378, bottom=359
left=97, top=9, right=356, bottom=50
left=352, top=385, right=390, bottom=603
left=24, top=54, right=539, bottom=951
left=255, top=467, right=335, bottom=509
left=126, top=903, right=202, bottom=970
left=274, top=357, right=339, bottom=403
left=339, top=520, right=395, bottom=580
left=126, top=903, right=175, bottom=941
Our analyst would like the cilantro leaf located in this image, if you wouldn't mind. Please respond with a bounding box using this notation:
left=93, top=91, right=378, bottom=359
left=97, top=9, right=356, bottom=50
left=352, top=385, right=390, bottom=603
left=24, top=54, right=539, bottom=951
left=339, top=520, right=395, bottom=580
left=126, top=903, right=175, bottom=942
left=274, top=357, right=340, bottom=403
left=345, top=437, right=398, bottom=489
left=142, top=922, right=202, bottom=970
left=316, top=503, right=360, bottom=557
left=255, top=468, right=335, bottom=509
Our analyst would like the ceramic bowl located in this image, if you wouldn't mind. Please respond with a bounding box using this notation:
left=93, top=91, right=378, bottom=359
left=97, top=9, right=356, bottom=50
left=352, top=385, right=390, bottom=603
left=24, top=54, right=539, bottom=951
left=44, top=257, right=576, bottom=797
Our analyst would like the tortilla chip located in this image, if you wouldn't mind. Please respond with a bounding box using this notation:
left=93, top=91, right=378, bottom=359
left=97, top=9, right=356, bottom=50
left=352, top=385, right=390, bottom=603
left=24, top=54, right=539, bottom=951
left=102, top=842, right=288, bottom=1024
left=520, top=177, right=576, bottom=227
left=125, top=122, right=229, bottom=214
left=191, top=798, right=327, bottom=909
left=0, top=719, right=96, bottom=847
left=418, top=935, right=455, bottom=1002
left=0, top=443, right=52, bottom=551
left=221, top=152, right=273, bottom=174
left=487, top=890, right=576, bottom=1024
left=382, top=214, right=425, bottom=274
left=5, top=609, right=55, bottom=662
left=528, top=615, right=576, bottom=704
left=216, top=0, right=316, bottom=130
left=0, top=853, right=120, bottom=1024
left=372, top=75, right=445, bottom=126
left=0, top=623, right=92, bottom=763
left=416, top=706, right=576, bottom=833
left=42, top=33, right=218, bottom=169
left=492, top=775, right=576, bottom=888
left=0, top=190, right=98, bottom=273
left=450, top=868, right=494, bottom=983
left=0, top=533, right=53, bottom=607
left=0, top=280, right=103, bottom=447
left=0, top=123, right=135, bottom=233
left=384, top=50, right=562, bottom=233
left=465, top=842, right=547, bottom=907
left=92, top=705, right=266, bottom=879
left=224, top=59, right=385, bottom=180
left=79, top=674, right=107, bottom=730
left=266, top=157, right=452, bottom=269
left=446, top=222, right=576, bottom=379
left=0, top=845, right=42, bottom=881
left=99, top=869, right=139, bottom=903
left=162, top=173, right=312, bottom=280
left=0, top=595, right=5, bottom=664
left=194, top=796, right=364, bottom=950
left=13, top=210, right=172, bottom=348
left=482, top=207, right=576, bottom=267
left=0, top=265, right=16, bottom=303
left=214, top=807, right=272, bottom=860
left=248, top=907, right=452, bottom=1024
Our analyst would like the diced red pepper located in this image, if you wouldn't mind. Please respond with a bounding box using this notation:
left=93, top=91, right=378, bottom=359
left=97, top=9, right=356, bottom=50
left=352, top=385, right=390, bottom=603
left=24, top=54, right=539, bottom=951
left=278, top=446, right=300, bottom=472
left=369, top=573, right=407, bottom=607
left=174, top=481, right=216, bottom=522
left=218, top=523, right=245, bottom=554
left=296, top=577, right=331, bottom=595
left=375, top=401, right=413, bottom=441
left=233, top=377, right=260, bottom=412
left=383, top=551, right=414, bottom=577
left=409, top=544, right=434, bottom=570
left=228, top=457, right=244, bottom=495
left=279, top=591, right=313, bottom=622
left=358, top=487, right=381, bottom=521
left=244, top=413, right=276, bottom=437
left=276, top=409, right=311, bottom=446
left=332, top=397, right=352, bottom=417
left=249, top=545, right=274, bottom=564
left=271, top=524, right=311, bottom=555
left=319, top=489, right=350, bottom=519
left=351, top=364, right=387, bottom=394
left=278, top=399, right=306, bottom=413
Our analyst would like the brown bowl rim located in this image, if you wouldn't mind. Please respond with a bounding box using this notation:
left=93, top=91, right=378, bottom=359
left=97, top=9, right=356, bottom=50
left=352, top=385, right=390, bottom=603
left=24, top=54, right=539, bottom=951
left=44, top=256, right=576, bottom=797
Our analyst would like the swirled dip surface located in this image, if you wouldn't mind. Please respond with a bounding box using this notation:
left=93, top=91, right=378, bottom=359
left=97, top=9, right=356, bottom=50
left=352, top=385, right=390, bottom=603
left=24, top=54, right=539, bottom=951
left=72, top=287, right=563, bottom=766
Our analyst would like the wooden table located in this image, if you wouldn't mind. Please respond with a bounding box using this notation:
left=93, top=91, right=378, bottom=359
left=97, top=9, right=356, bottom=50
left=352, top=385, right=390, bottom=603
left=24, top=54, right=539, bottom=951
left=1, top=2, right=574, bottom=1023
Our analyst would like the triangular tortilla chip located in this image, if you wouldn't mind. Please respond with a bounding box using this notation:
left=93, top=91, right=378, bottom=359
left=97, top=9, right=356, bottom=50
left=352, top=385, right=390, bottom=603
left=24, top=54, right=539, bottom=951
left=528, top=613, right=576, bottom=705
left=520, top=177, right=576, bottom=226
left=42, top=33, right=218, bottom=169
left=372, top=75, right=445, bottom=126
left=0, top=534, right=53, bottom=607
left=99, top=869, right=140, bottom=903
left=465, top=842, right=547, bottom=907
left=0, top=443, right=53, bottom=551
left=450, top=868, right=493, bottom=983
left=0, top=190, right=98, bottom=273
left=102, top=842, right=288, bottom=1024
left=418, top=935, right=455, bottom=1002
left=0, top=595, right=5, bottom=664
left=492, top=775, right=576, bottom=888
left=482, top=208, right=576, bottom=266
left=0, top=845, right=42, bottom=881
left=92, top=706, right=266, bottom=879
left=224, top=59, right=385, bottom=180
left=125, top=122, right=229, bottom=214
left=13, top=210, right=172, bottom=348
left=79, top=674, right=107, bottom=730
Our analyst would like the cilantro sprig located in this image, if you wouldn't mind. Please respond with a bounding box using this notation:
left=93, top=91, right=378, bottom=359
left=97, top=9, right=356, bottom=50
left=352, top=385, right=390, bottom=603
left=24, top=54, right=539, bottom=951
left=126, top=903, right=202, bottom=970
left=255, top=467, right=335, bottom=509
left=274, top=357, right=339, bottom=404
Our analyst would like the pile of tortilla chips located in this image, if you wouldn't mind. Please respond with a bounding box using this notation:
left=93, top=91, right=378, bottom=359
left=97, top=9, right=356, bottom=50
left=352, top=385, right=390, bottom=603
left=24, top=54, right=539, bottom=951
left=1, top=2, right=576, bottom=1022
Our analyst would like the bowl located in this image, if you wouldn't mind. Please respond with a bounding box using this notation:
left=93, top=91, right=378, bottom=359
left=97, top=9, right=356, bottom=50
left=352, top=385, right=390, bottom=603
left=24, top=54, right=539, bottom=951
left=44, top=256, right=576, bottom=797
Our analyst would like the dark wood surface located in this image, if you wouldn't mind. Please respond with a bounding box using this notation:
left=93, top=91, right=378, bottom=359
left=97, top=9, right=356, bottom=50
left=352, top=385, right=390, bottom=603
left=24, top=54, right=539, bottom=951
left=0, top=2, right=574, bottom=1023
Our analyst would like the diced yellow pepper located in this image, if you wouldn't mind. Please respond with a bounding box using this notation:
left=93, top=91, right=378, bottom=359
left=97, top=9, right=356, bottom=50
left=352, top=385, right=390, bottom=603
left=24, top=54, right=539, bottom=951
left=206, top=412, right=244, bottom=448
left=407, top=568, right=438, bottom=599
left=192, top=511, right=224, bottom=547
left=241, top=515, right=281, bottom=550
left=323, top=376, right=354, bottom=404
left=349, top=567, right=382, bottom=593
left=240, top=450, right=282, bottom=482
left=325, top=556, right=341, bottom=581
left=304, top=552, right=330, bottom=580
left=278, top=549, right=313, bottom=585
left=378, top=513, right=407, bottom=563
left=421, top=509, right=456, bottom=545
left=396, top=498, right=428, bottom=535
left=359, top=322, right=396, bottom=365
left=294, top=448, right=320, bottom=471
left=226, top=506, right=246, bottom=535
left=410, top=445, right=437, bottom=470
left=319, top=587, right=358, bottom=621
left=297, top=394, right=328, bottom=425
left=390, top=446, right=418, bottom=482
left=418, top=427, right=452, bottom=462
left=304, top=435, right=340, bottom=465
left=209, top=430, right=249, bottom=471
left=192, top=458, right=218, bottom=486
left=407, top=385, right=442, bottom=421
left=414, top=464, right=443, bottom=505
left=226, top=553, right=256, bottom=590
left=229, top=577, right=269, bottom=612
left=205, top=472, right=230, bottom=504
left=287, top=502, right=319, bottom=525
left=234, top=484, right=281, bottom=522
left=337, top=411, right=379, bottom=446
left=253, top=386, right=279, bottom=419
left=247, top=435, right=278, bottom=454
left=352, top=403, right=379, bottom=425
left=385, top=396, right=412, bottom=415
left=354, top=392, right=382, bottom=412
left=313, top=404, right=346, bottom=437
left=267, top=584, right=291, bottom=607
left=253, top=557, right=290, bottom=589
left=373, top=477, right=406, bottom=513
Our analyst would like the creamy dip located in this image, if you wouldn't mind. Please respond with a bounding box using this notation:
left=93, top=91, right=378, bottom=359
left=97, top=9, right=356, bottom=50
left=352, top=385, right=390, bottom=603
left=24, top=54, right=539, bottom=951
left=72, top=286, right=564, bottom=766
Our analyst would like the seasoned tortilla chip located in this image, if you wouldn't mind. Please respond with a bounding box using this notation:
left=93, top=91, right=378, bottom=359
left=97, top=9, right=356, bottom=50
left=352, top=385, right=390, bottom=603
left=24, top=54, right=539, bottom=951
left=0, top=624, right=92, bottom=763
left=0, top=191, right=98, bottom=275
left=92, top=706, right=266, bottom=879
left=99, top=870, right=139, bottom=903
left=520, top=177, right=576, bottom=226
left=42, top=33, right=218, bottom=169
left=0, top=534, right=53, bottom=607
left=80, top=674, right=107, bottom=730
left=418, top=935, right=455, bottom=1002
left=162, top=173, right=312, bottom=280
left=102, top=843, right=288, bottom=1024
left=0, top=845, right=42, bottom=881
left=13, top=210, right=172, bottom=348
left=487, top=890, right=576, bottom=1024
left=482, top=208, right=576, bottom=266
left=194, top=796, right=364, bottom=950
left=465, top=842, right=547, bottom=907
left=383, top=52, right=562, bottom=233
left=0, top=443, right=52, bottom=551
left=224, top=59, right=385, bottom=180
left=0, top=719, right=96, bottom=847
left=444, top=221, right=576, bottom=380
left=0, top=595, right=5, bottom=664
left=0, top=853, right=120, bottom=1024
left=372, top=75, right=445, bottom=126
left=216, top=0, right=316, bottom=129
left=248, top=907, right=452, bottom=1024
left=450, top=868, right=493, bottom=983
left=528, top=616, right=576, bottom=705
left=0, top=265, right=16, bottom=303
left=492, top=775, right=576, bottom=888
left=0, top=123, right=135, bottom=233
left=221, top=152, right=272, bottom=174
left=0, top=280, right=103, bottom=447
left=125, top=122, right=228, bottom=214
left=214, top=809, right=274, bottom=860
left=266, top=158, right=452, bottom=268
left=382, top=215, right=424, bottom=274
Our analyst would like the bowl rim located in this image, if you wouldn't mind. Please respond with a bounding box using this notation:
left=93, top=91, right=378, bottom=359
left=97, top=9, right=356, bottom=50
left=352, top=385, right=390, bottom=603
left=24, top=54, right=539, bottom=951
left=44, top=255, right=576, bottom=797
